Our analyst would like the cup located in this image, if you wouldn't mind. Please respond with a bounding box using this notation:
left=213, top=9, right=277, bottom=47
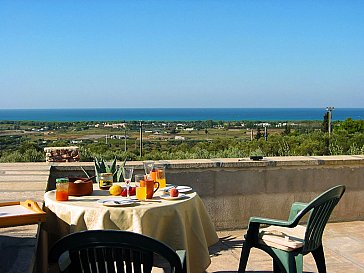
left=155, top=166, right=167, bottom=188
left=56, top=177, right=69, bottom=201
left=141, top=178, right=159, bottom=199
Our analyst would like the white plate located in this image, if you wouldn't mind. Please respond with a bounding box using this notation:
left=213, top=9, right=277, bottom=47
left=97, top=198, right=137, bottom=207
left=159, top=184, right=174, bottom=191
left=162, top=186, right=192, bottom=193
left=159, top=186, right=173, bottom=192
left=160, top=193, right=187, bottom=200
left=176, top=186, right=192, bottom=193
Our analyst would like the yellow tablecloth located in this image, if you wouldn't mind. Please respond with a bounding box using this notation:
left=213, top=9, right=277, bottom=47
left=44, top=185, right=218, bottom=273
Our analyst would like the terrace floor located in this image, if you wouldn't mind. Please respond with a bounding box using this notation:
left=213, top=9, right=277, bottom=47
left=207, top=221, right=364, bottom=273
left=1, top=163, right=363, bottom=272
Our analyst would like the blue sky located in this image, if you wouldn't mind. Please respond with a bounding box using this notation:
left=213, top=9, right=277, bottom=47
left=1, top=1, right=363, bottom=108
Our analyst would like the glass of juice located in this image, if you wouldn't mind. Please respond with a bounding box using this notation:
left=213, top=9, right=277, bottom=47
left=135, top=175, right=146, bottom=201
left=56, top=177, right=69, bottom=201
left=150, top=169, right=157, bottom=182
left=156, top=166, right=167, bottom=189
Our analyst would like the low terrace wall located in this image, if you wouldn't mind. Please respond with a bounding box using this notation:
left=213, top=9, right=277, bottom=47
left=49, top=155, right=364, bottom=230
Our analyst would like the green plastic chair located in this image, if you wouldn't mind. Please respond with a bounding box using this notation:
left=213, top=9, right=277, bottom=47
left=49, top=230, right=187, bottom=273
left=238, top=185, right=345, bottom=273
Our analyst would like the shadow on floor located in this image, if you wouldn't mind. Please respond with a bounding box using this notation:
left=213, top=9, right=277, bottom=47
left=209, top=235, right=244, bottom=257
left=207, top=235, right=315, bottom=273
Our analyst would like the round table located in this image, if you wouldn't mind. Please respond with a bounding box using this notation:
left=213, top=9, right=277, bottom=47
left=44, top=184, right=218, bottom=273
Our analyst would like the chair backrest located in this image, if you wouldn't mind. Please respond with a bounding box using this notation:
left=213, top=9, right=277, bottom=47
left=292, top=185, right=345, bottom=254
left=49, top=230, right=185, bottom=273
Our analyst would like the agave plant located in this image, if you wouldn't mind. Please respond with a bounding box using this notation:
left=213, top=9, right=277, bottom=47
left=94, top=157, right=126, bottom=182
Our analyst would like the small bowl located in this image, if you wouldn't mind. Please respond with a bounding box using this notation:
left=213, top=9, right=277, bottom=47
left=68, top=177, right=93, bottom=196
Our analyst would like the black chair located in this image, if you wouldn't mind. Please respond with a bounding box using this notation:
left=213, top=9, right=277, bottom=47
left=49, top=230, right=187, bottom=273
left=238, top=185, right=345, bottom=273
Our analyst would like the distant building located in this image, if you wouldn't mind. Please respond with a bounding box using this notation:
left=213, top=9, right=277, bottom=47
left=104, top=123, right=127, bottom=128
left=110, top=135, right=128, bottom=139
left=255, top=122, right=271, bottom=127
left=176, top=123, right=186, bottom=129
left=174, top=136, right=185, bottom=140
left=276, top=122, right=288, bottom=128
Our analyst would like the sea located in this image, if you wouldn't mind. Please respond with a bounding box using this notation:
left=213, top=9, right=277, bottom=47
left=0, top=108, right=363, bottom=122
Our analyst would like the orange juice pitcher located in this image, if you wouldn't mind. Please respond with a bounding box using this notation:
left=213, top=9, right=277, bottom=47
left=141, top=178, right=159, bottom=199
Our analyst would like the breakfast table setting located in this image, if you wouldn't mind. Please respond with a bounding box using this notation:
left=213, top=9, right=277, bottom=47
left=44, top=169, right=219, bottom=273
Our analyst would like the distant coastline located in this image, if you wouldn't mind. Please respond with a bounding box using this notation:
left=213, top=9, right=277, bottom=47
left=0, top=108, right=363, bottom=122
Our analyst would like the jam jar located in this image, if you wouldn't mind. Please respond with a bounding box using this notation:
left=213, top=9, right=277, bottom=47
left=99, top=173, right=113, bottom=190
left=56, top=177, right=69, bottom=201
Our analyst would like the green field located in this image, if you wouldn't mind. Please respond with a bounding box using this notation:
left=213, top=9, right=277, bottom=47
left=0, top=119, right=363, bottom=162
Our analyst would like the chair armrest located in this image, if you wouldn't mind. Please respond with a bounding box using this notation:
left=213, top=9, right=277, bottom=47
left=288, top=202, right=308, bottom=221
left=246, top=217, right=295, bottom=245
left=249, top=216, right=292, bottom=227
left=176, top=250, right=187, bottom=273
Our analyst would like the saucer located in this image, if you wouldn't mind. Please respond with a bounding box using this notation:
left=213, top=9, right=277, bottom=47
left=160, top=193, right=187, bottom=200
left=161, top=186, right=192, bottom=193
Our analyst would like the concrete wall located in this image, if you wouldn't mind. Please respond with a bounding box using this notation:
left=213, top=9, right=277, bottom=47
left=49, top=155, right=364, bottom=230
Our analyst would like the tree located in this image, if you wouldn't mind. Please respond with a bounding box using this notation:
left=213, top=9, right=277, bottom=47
left=255, top=128, right=262, bottom=140
left=338, top=118, right=364, bottom=134
left=282, top=122, right=291, bottom=136
left=322, top=112, right=329, bottom=133
left=169, top=128, right=177, bottom=134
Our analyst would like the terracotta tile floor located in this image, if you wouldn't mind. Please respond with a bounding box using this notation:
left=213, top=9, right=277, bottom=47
left=207, top=221, right=364, bottom=273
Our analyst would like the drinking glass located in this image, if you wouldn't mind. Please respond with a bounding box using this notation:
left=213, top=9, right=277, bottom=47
left=135, top=174, right=145, bottom=183
left=156, top=166, right=167, bottom=188
left=143, top=161, right=155, bottom=175
left=135, top=174, right=146, bottom=201
left=123, top=167, right=134, bottom=197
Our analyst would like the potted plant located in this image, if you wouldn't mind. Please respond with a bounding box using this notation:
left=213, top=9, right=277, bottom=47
left=94, top=157, right=126, bottom=182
